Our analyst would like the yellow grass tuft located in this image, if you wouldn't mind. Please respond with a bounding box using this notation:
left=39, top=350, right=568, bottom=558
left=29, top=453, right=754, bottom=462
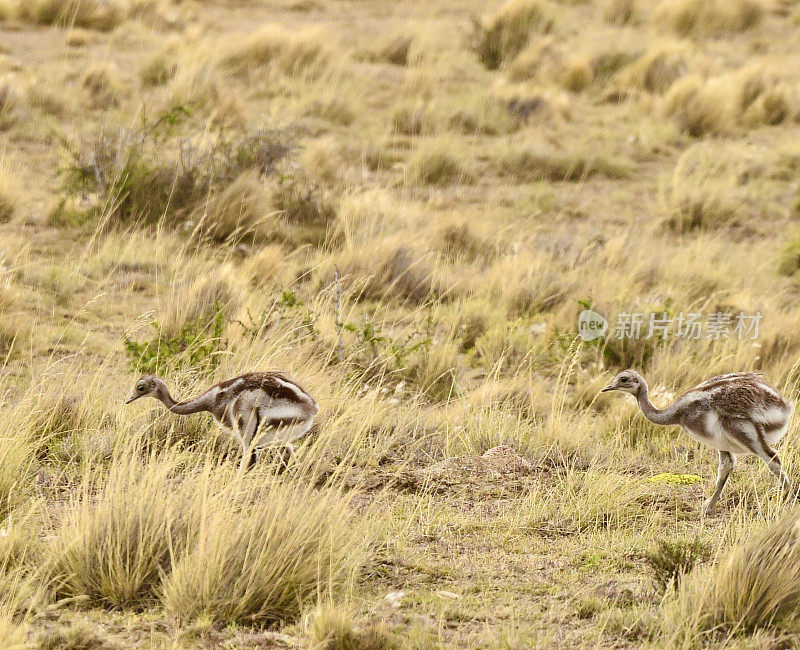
left=50, top=455, right=200, bottom=608
left=219, top=24, right=331, bottom=78
left=161, top=479, right=366, bottom=626
left=19, top=0, right=127, bottom=31
left=656, top=0, right=764, bottom=37
left=603, top=0, right=637, bottom=25
left=471, top=0, right=552, bottom=70
left=663, top=74, right=730, bottom=136
left=623, top=41, right=691, bottom=94
left=662, top=510, right=800, bottom=643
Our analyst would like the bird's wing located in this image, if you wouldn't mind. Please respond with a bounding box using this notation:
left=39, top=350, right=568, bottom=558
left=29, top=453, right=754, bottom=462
left=703, top=377, right=781, bottom=421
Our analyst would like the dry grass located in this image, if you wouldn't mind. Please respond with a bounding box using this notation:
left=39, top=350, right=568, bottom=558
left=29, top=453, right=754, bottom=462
left=471, top=0, right=552, bottom=71
left=18, top=0, right=127, bottom=31
left=161, top=478, right=365, bottom=626
left=0, top=0, right=796, bottom=645
left=656, top=0, right=764, bottom=37
left=662, top=510, right=799, bottom=645
left=50, top=454, right=199, bottom=608
left=218, top=24, right=331, bottom=78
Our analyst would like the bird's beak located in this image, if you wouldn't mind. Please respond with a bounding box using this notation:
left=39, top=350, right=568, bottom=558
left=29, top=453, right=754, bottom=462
left=600, top=385, right=616, bottom=393
left=124, top=393, right=140, bottom=405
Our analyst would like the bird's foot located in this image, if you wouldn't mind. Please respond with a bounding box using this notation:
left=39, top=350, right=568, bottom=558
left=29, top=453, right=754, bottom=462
left=702, top=499, right=718, bottom=516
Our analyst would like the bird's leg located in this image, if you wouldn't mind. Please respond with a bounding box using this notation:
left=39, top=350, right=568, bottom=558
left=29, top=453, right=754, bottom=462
left=704, top=451, right=734, bottom=514
left=754, top=443, right=793, bottom=496
left=237, top=410, right=260, bottom=475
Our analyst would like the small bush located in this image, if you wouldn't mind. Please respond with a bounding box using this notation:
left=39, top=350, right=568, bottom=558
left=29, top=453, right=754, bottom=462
left=60, top=120, right=292, bottom=231
left=124, top=302, right=226, bottom=376
left=470, top=0, right=551, bottom=71
left=161, top=481, right=364, bottom=626
left=656, top=0, right=763, bottom=37
left=645, top=539, right=711, bottom=593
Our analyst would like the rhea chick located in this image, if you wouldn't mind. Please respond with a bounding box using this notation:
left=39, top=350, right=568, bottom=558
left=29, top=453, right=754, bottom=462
left=126, top=372, right=318, bottom=472
left=602, top=370, right=795, bottom=514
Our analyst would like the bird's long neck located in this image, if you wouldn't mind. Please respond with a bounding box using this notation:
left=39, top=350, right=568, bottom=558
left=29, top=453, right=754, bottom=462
left=636, top=382, right=679, bottom=426
left=155, top=384, right=212, bottom=415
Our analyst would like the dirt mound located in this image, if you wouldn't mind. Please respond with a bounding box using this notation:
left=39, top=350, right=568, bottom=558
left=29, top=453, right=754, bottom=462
left=417, top=444, right=532, bottom=487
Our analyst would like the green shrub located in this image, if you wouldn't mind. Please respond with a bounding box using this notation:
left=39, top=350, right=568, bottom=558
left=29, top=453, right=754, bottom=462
left=123, top=302, right=226, bottom=376
left=645, top=538, right=711, bottom=593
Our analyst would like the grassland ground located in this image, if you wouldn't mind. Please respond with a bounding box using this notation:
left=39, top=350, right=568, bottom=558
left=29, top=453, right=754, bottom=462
left=0, top=0, right=797, bottom=647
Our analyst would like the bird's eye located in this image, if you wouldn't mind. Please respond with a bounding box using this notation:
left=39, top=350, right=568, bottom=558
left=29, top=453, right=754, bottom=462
left=137, top=384, right=145, bottom=392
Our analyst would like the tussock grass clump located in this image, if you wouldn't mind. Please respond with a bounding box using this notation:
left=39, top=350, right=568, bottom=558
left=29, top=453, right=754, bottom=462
left=662, top=510, right=800, bottom=642
left=471, top=0, right=552, bottom=71
left=658, top=143, right=769, bottom=232
left=161, top=480, right=365, bottom=626
left=0, top=159, right=17, bottom=223
left=623, top=41, right=689, bottom=94
left=219, top=24, right=330, bottom=78
left=82, top=62, right=125, bottom=109
left=390, top=102, right=437, bottom=137
left=141, top=50, right=178, bottom=87
left=307, top=605, right=399, bottom=650
left=434, top=222, right=494, bottom=263
left=339, top=243, right=440, bottom=305
left=777, top=231, right=799, bottom=276
left=360, top=33, right=414, bottom=66
left=656, top=0, right=764, bottom=37
left=0, top=430, right=33, bottom=522
left=603, top=0, right=637, bottom=25
left=499, top=146, right=632, bottom=182
left=407, top=146, right=465, bottom=186
left=194, top=173, right=273, bottom=244
left=0, top=76, right=23, bottom=130
left=521, top=469, right=649, bottom=534
left=663, top=75, right=730, bottom=136
left=51, top=456, right=199, bottom=608
left=509, top=38, right=594, bottom=91
left=19, top=0, right=126, bottom=31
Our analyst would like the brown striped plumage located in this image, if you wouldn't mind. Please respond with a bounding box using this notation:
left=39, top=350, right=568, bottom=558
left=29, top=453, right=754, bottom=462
left=125, top=371, right=318, bottom=472
left=602, top=370, right=796, bottom=514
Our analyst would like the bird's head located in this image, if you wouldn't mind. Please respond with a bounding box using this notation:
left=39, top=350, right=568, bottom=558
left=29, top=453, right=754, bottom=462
left=125, top=375, right=159, bottom=404
left=601, top=370, right=643, bottom=396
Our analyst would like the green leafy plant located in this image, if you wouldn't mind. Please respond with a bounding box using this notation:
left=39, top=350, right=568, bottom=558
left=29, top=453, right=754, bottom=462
left=123, top=303, right=227, bottom=376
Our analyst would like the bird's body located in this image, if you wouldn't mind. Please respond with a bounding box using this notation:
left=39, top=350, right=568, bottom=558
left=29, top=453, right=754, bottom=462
left=602, top=370, right=795, bottom=513
left=126, top=372, right=318, bottom=471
